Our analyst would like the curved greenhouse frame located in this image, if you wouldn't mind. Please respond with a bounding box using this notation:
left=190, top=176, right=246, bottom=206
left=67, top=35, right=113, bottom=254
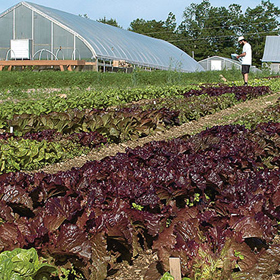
left=0, top=1, right=204, bottom=72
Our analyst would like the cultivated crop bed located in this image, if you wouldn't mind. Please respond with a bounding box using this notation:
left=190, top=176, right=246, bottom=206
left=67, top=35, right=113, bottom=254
left=0, top=72, right=280, bottom=280
left=0, top=84, right=273, bottom=174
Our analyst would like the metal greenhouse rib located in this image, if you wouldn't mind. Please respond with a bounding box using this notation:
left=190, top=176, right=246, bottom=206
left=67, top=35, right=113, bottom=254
left=0, top=1, right=204, bottom=72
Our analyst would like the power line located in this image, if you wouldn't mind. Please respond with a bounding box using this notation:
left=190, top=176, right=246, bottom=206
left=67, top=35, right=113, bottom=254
left=136, top=20, right=279, bottom=36
left=166, top=31, right=277, bottom=43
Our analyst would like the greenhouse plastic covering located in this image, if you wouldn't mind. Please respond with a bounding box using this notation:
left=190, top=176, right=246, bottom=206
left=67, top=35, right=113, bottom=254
left=1, top=2, right=204, bottom=72
left=261, top=36, right=280, bottom=63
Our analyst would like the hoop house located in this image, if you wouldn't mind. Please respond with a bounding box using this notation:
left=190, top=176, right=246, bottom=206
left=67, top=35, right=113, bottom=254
left=0, top=1, right=204, bottom=72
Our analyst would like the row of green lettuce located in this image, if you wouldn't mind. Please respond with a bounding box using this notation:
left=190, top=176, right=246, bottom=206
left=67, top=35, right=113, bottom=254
left=0, top=85, right=194, bottom=122
left=0, top=82, right=275, bottom=135
left=1, top=76, right=280, bottom=124
left=0, top=137, right=90, bottom=174
left=0, top=88, right=279, bottom=174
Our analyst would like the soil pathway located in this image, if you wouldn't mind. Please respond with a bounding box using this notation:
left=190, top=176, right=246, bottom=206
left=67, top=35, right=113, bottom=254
left=37, top=92, right=280, bottom=174
left=25, top=91, right=280, bottom=280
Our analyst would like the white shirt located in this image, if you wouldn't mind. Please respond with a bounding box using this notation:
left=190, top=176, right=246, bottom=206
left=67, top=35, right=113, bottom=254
left=242, top=42, right=252, bottom=65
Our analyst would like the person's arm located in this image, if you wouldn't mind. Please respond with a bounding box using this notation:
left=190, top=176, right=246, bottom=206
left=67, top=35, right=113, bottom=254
left=237, top=52, right=246, bottom=59
left=237, top=43, right=249, bottom=59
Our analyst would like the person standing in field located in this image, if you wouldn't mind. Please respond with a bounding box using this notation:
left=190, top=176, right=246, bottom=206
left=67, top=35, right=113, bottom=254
left=237, top=36, right=252, bottom=86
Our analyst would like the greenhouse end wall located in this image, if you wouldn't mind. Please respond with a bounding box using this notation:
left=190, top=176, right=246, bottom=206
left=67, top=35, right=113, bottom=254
left=0, top=4, right=92, bottom=61
left=0, top=11, right=13, bottom=60
left=0, top=2, right=204, bottom=72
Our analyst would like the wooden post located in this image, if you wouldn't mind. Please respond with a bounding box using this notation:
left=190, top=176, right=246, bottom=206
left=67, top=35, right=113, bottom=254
left=169, top=257, right=181, bottom=280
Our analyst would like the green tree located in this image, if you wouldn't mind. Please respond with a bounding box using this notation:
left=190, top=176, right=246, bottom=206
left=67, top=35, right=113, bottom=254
left=240, top=0, right=280, bottom=66
left=176, top=0, right=242, bottom=61
left=128, top=12, right=177, bottom=42
left=129, top=18, right=164, bottom=36
left=97, top=17, right=121, bottom=28
left=175, top=0, right=280, bottom=66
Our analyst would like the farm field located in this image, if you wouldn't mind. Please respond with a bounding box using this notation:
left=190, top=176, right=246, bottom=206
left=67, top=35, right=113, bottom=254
left=0, top=70, right=280, bottom=280
left=34, top=91, right=280, bottom=174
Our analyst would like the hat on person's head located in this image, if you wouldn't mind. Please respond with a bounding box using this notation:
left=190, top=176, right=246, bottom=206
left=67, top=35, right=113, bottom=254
left=238, top=36, right=245, bottom=42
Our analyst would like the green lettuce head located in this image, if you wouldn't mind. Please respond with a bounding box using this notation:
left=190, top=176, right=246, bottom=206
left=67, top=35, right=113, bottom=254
left=0, top=248, right=57, bottom=280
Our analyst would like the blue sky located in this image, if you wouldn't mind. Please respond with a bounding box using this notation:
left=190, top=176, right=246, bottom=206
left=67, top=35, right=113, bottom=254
left=0, top=0, right=279, bottom=29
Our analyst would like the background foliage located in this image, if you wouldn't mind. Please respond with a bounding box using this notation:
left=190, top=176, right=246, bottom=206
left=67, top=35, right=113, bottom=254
left=125, top=0, right=280, bottom=67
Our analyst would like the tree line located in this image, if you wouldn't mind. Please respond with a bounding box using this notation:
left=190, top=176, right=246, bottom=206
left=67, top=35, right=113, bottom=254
left=97, top=0, right=280, bottom=67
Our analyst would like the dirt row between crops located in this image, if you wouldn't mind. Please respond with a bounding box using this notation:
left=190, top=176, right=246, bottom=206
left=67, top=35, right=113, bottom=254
left=35, top=91, right=280, bottom=175
left=26, top=91, right=280, bottom=280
